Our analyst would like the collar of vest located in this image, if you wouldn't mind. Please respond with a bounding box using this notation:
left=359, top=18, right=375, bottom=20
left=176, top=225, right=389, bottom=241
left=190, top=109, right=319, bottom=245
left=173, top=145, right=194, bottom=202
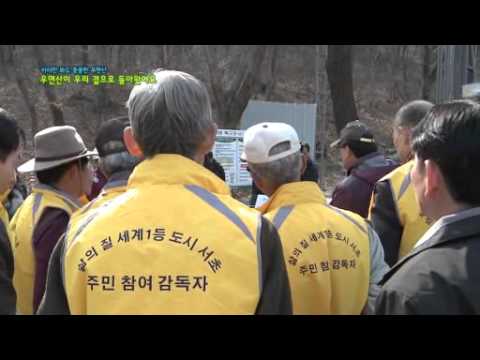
left=102, top=170, right=132, bottom=192
left=258, top=181, right=326, bottom=214
left=380, top=159, right=413, bottom=182
left=400, top=160, right=414, bottom=172
left=32, top=184, right=82, bottom=210
left=128, top=154, right=230, bottom=196
left=0, top=189, right=9, bottom=203
left=0, top=202, right=8, bottom=224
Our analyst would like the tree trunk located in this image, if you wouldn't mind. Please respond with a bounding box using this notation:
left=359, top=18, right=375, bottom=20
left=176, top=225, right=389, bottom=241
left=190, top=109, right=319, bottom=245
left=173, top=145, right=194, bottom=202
left=95, top=45, right=110, bottom=123
left=59, top=45, right=72, bottom=65
left=201, top=45, right=284, bottom=128
left=314, top=45, right=322, bottom=182
left=203, top=45, right=227, bottom=127
left=422, top=45, right=431, bottom=101
left=112, top=45, right=123, bottom=72
left=32, top=45, right=65, bottom=126
left=162, top=45, right=169, bottom=67
left=401, top=45, right=410, bottom=100
left=81, top=45, right=89, bottom=65
left=326, top=45, right=358, bottom=134
left=0, top=45, right=15, bottom=81
left=4, top=45, right=40, bottom=134
left=223, top=45, right=269, bottom=128
left=264, top=45, right=279, bottom=101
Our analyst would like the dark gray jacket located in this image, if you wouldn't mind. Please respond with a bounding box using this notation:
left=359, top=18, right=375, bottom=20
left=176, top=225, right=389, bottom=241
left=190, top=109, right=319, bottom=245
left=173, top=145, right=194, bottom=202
left=375, top=207, right=480, bottom=315
left=0, top=217, right=16, bottom=314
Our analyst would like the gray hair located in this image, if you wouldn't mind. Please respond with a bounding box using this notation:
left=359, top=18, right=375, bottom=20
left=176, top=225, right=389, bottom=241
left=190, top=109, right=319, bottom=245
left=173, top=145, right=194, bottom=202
left=126, top=69, right=214, bottom=159
left=249, top=150, right=303, bottom=189
left=394, top=100, right=434, bottom=129
left=99, top=151, right=139, bottom=177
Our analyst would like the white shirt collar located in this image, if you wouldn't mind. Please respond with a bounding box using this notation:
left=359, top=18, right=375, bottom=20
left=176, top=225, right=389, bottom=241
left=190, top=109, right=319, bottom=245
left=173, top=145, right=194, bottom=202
left=414, top=206, right=480, bottom=248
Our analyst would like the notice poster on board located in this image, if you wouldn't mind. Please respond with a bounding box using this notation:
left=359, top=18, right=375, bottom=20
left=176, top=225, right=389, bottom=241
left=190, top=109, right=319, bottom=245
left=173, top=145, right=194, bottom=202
left=212, top=129, right=252, bottom=187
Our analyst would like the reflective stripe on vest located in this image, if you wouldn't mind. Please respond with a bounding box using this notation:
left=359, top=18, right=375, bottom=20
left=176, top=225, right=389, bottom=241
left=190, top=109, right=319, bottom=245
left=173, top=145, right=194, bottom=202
left=185, top=184, right=254, bottom=242
left=385, top=162, right=431, bottom=259
left=32, top=193, right=43, bottom=224
left=271, top=206, right=294, bottom=231
left=12, top=187, right=78, bottom=315
left=397, top=171, right=411, bottom=201
left=326, top=205, right=367, bottom=234
left=255, top=214, right=263, bottom=294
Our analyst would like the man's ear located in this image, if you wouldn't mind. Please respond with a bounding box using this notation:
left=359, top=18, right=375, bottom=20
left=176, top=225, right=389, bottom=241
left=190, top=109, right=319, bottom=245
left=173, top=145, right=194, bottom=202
left=66, top=163, right=76, bottom=180
left=424, top=159, right=440, bottom=198
left=65, top=161, right=80, bottom=183
left=300, top=152, right=307, bottom=175
left=251, top=171, right=266, bottom=194
left=198, top=123, right=218, bottom=157
left=344, top=145, right=353, bottom=159
left=123, top=126, right=144, bottom=158
left=405, top=128, right=414, bottom=147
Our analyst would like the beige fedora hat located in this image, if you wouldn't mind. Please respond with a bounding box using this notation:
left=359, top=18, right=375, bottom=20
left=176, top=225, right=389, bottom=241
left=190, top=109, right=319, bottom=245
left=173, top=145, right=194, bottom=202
left=18, top=126, right=96, bottom=173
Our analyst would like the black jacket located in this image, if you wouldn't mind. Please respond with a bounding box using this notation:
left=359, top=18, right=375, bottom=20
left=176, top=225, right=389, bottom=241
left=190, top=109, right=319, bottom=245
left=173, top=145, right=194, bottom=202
left=331, top=153, right=397, bottom=218
left=375, top=208, right=480, bottom=315
left=0, top=218, right=16, bottom=314
left=301, top=157, right=319, bottom=183
left=204, top=157, right=226, bottom=181
left=249, top=182, right=264, bottom=208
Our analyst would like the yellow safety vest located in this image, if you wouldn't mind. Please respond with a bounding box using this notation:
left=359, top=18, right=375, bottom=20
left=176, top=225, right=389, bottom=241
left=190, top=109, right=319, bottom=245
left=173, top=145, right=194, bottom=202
left=258, top=181, right=370, bottom=315
left=10, top=185, right=80, bottom=315
left=64, top=154, right=261, bottom=315
left=374, top=160, right=431, bottom=259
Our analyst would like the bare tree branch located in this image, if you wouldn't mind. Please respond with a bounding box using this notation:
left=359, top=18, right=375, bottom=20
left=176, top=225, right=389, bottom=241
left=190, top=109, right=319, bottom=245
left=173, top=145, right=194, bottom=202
left=32, top=45, right=65, bottom=126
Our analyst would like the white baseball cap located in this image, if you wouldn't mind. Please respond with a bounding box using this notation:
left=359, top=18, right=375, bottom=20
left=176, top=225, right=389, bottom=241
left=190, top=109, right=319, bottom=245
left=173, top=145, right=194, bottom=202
left=241, top=122, right=301, bottom=164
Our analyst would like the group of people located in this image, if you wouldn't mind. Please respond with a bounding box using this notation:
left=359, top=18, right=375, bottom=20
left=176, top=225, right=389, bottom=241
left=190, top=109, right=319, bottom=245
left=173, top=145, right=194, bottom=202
left=1, top=68, right=479, bottom=315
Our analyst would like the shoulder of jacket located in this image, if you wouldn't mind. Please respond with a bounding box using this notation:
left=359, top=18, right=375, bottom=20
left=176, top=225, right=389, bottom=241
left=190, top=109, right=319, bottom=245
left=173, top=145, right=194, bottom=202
left=385, top=247, right=454, bottom=292
left=333, top=174, right=358, bottom=192
left=378, top=162, right=409, bottom=182
left=333, top=205, right=366, bottom=222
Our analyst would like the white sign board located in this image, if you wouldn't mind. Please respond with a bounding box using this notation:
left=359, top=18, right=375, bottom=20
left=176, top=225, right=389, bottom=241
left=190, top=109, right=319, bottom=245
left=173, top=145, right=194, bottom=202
left=213, top=129, right=252, bottom=187
left=463, top=83, right=480, bottom=98
left=240, top=100, right=317, bottom=158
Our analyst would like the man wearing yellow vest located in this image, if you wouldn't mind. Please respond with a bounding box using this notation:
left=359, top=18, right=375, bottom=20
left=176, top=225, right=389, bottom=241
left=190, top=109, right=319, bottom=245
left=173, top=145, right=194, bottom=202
left=38, top=70, right=292, bottom=315
left=242, top=122, right=389, bottom=315
left=37, top=116, right=140, bottom=314
left=0, top=108, right=24, bottom=314
left=376, top=100, right=480, bottom=314
left=11, top=126, right=95, bottom=314
left=369, top=100, right=434, bottom=267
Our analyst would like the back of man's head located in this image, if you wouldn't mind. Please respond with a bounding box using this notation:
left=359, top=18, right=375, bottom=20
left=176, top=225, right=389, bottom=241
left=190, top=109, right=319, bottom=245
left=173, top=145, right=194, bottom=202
left=242, top=123, right=303, bottom=194
left=95, top=116, right=138, bottom=177
left=301, top=143, right=310, bottom=153
left=126, top=70, right=214, bottom=160
left=412, top=99, right=480, bottom=207
left=394, top=100, right=434, bottom=129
